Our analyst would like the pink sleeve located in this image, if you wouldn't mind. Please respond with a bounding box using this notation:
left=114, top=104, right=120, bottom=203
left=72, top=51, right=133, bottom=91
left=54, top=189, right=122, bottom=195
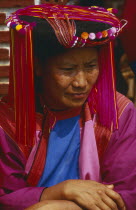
left=101, top=102, right=136, bottom=209
left=0, top=127, right=45, bottom=210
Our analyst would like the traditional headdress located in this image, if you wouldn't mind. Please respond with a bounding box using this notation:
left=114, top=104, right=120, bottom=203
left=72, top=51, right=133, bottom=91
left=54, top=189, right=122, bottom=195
left=3, top=4, right=126, bottom=158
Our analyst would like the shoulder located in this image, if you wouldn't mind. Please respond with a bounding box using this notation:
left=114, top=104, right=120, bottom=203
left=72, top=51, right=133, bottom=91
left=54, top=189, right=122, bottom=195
left=116, top=92, right=136, bottom=132
left=0, top=101, right=24, bottom=157
left=0, top=126, right=26, bottom=167
left=116, top=92, right=134, bottom=119
left=94, top=92, right=135, bottom=160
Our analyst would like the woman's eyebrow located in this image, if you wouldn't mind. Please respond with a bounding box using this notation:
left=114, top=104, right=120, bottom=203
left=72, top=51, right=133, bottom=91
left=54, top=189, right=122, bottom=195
left=58, top=62, right=77, bottom=67
left=84, top=59, right=97, bottom=65
left=59, top=59, right=98, bottom=66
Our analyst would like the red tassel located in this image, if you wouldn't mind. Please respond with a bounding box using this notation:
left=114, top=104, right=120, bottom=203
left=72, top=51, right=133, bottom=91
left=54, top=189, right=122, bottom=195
left=10, top=27, right=36, bottom=158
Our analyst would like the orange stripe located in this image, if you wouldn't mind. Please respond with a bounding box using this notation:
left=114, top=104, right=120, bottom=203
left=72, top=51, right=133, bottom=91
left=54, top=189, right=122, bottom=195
left=110, top=42, right=118, bottom=128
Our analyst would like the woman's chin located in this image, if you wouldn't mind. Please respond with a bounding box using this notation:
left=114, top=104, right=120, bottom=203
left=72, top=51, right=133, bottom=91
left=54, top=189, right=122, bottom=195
left=62, top=100, right=86, bottom=109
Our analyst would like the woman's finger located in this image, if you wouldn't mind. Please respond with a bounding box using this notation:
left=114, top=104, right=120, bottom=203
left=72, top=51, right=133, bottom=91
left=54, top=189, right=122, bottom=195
left=105, top=184, right=114, bottom=189
left=98, top=190, right=118, bottom=210
left=105, top=188, right=126, bottom=209
left=74, top=192, right=115, bottom=210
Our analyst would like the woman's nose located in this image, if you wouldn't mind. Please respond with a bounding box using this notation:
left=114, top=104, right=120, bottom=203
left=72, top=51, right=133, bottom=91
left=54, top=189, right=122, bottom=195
left=72, top=71, right=87, bottom=89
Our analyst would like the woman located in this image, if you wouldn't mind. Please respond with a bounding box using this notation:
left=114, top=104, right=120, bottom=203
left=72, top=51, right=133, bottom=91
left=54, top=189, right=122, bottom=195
left=0, top=3, right=136, bottom=210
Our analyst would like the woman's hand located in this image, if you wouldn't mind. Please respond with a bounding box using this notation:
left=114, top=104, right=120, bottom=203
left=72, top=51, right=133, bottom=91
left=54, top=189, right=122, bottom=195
left=41, top=180, right=126, bottom=210
left=25, top=200, right=83, bottom=210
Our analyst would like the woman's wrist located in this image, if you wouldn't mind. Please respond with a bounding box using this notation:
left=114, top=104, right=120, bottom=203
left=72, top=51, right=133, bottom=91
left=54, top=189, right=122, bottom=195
left=40, top=181, right=67, bottom=201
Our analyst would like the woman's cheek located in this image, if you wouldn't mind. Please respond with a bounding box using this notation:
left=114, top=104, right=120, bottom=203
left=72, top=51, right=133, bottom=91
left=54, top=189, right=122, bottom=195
left=55, top=76, right=71, bottom=89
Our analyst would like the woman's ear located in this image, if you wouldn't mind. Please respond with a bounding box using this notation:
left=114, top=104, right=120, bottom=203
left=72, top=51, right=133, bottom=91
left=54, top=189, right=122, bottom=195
left=34, top=57, right=43, bottom=76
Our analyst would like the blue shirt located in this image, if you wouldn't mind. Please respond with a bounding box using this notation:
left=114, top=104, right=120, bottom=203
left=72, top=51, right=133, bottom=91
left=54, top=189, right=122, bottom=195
left=38, top=115, right=80, bottom=187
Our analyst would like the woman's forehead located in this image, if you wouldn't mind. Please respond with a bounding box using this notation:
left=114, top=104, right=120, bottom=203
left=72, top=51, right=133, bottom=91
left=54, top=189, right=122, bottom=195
left=47, top=47, right=98, bottom=65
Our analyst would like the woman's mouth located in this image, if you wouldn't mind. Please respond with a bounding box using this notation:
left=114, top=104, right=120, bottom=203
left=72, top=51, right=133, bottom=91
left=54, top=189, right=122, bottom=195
left=67, top=92, right=88, bottom=99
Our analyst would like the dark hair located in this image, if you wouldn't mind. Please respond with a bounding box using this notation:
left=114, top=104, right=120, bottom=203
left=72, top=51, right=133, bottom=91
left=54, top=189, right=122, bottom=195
left=67, top=0, right=104, bottom=7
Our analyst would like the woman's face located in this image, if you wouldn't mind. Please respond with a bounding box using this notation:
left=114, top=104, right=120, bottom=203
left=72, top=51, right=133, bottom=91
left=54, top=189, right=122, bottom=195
left=41, top=47, right=99, bottom=110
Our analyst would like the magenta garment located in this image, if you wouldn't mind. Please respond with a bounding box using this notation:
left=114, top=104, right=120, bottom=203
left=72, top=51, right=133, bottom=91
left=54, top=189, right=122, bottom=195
left=0, top=128, right=45, bottom=210
left=101, top=101, right=136, bottom=209
left=0, top=102, right=136, bottom=209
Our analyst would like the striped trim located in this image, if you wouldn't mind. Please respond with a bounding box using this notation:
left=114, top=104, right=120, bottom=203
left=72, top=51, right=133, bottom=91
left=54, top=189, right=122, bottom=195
left=116, top=92, right=130, bottom=118
left=94, top=92, right=131, bottom=162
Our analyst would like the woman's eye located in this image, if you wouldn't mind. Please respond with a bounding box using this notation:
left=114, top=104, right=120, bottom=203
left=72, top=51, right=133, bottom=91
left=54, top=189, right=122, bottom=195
left=60, top=67, right=74, bottom=71
left=89, top=64, right=96, bottom=68
left=86, top=64, right=97, bottom=70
